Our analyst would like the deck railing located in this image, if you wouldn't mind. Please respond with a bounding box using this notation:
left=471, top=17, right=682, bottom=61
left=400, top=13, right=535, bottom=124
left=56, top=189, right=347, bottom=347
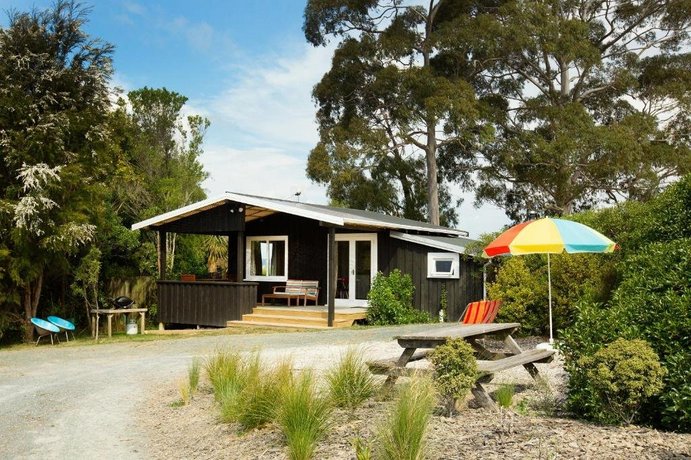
left=157, top=280, right=258, bottom=327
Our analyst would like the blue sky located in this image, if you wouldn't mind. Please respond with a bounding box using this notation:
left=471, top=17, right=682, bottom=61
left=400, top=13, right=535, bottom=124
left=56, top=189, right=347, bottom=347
left=1, top=0, right=510, bottom=237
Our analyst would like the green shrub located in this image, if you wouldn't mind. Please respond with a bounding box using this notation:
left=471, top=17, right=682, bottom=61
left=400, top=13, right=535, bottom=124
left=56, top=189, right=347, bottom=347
left=277, top=371, right=332, bottom=460
left=375, top=375, right=436, bottom=460
left=580, top=339, right=665, bottom=425
left=326, top=348, right=375, bottom=411
left=429, top=338, right=478, bottom=416
left=367, top=270, right=432, bottom=325
left=561, top=238, right=691, bottom=431
left=495, top=384, right=515, bottom=408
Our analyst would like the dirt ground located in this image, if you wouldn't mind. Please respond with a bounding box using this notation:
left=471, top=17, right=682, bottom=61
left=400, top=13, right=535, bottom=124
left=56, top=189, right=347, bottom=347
left=140, top=345, right=691, bottom=460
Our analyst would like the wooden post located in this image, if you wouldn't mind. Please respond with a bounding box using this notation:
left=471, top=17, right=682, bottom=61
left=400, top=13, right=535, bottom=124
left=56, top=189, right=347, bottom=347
left=328, top=227, right=336, bottom=327
left=228, top=233, right=236, bottom=280
left=236, top=231, right=245, bottom=281
left=159, top=230, right=167, bottom=280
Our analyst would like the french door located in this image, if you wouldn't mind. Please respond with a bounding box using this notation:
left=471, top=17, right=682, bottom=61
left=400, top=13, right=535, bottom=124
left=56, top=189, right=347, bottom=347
left=333, top=233, right=378, bottom=307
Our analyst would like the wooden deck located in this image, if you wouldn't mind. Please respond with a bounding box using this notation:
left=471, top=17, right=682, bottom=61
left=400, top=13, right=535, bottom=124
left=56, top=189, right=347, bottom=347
left=227, top=305, right=368, bottom=329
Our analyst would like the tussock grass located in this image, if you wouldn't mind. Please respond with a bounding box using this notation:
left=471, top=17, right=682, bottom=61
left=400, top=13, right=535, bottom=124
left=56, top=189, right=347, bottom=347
left=178, top=378, right=192, bottom=405
left=232, top=358, right=294, bottom=431
left=277, top=371, right=332, bottom=460
left=375, top=374, right=437, bottom=460
left=326, top=348, right=376, bottom=411
left=205, top=349, right=245, bottom=401
left=188, top=358, right=201, bottom=394
left=495, top=384, right=515, bottom=408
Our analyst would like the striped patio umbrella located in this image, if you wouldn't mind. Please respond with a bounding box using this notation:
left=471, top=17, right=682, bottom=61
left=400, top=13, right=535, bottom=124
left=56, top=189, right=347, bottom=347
left=483, top=217, right=617, bottom=343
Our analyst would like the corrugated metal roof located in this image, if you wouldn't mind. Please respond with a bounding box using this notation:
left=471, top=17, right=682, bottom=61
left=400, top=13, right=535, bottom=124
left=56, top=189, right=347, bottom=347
left=132, top=192, right=468, bottom=237
left=390, top=231, right=478, bottom=254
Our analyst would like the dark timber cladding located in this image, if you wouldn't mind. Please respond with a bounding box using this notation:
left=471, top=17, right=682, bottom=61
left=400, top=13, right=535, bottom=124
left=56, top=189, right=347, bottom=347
left=244, top=212, right=330, bottom=304
left=378, top=235, right=484, bottom=322
left=157, top=280, right=257, bottom=327
left=153, top=202, right=245, bottom=235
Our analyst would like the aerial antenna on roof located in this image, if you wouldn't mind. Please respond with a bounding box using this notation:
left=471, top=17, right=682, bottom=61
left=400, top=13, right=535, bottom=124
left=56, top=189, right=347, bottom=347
left=294, top=191, right=302, bottom=202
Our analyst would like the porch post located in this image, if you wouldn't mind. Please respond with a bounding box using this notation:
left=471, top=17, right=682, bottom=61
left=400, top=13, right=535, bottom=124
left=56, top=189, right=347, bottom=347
left=237, top=231, right=245, bottom=281
left=227, top=233, right=236, bottom=280
left=159, top=230, right=167, bottom=280
left=327, top=227, right=336, bottom=327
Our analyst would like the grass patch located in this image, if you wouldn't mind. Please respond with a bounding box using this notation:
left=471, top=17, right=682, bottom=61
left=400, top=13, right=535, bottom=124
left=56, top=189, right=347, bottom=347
left=495, top=384, right=515, bottom=408
left=178, top=378, right=192, bottom=405
left=375, top=374, right=437, bottom=460
left=326, top=347, right=375, bottom=411
left=277, top=371, right=332, bottom=460
left=188, top=357, right=201, bottom=394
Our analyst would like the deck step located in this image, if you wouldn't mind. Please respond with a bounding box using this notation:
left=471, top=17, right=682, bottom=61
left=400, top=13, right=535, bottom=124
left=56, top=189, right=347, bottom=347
left=226, top=320, right=332, bottom=330
left=252, top=306, right=367, bottom=321
left=240, top=313, right=354, bottom=328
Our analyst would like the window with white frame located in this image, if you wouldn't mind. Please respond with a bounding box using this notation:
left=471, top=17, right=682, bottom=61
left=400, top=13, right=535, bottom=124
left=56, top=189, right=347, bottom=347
left=245, top=236, right=288, bottom=281
left=427, top=252, right=459, bottom=279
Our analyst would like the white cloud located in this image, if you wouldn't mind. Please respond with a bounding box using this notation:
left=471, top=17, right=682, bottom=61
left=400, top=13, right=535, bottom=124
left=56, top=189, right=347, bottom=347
left=201, top=145, right=326, bottom=204
left=206, top=44, right=333, bottom=148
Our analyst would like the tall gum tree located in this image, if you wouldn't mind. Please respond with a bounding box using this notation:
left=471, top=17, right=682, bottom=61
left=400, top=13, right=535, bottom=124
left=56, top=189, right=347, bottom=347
left=303, top=0, right=487, bottom=225
left=472, top=0, right=691, bottom=219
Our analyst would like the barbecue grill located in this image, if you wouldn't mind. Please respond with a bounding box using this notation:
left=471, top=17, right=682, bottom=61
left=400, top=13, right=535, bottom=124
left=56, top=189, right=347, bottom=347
left=111, top=296, right=135, bottom=309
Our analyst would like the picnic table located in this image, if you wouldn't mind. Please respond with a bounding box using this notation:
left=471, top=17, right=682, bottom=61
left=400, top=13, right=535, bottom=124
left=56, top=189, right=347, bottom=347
left=368, top=323, right=555, bottom=408
left=90, top=308, right=147, bottom=340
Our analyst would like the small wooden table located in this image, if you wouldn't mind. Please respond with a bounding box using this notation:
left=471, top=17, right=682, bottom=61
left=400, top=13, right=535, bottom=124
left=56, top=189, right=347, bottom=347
left=90, top=308, right=147, bottom=339
left=369, top=323, right=555, bottom=408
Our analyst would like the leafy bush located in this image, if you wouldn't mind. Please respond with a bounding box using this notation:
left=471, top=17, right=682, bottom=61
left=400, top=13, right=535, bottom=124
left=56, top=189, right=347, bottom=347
left=375, top=375, right=436, bottom=460
left=429, top=338, right=478, bottom=416
left=277, top=371, right=332, bottom=460
left=326, top=348, right=375, bottom=411
left=561, top=238, right=691, bottom=430
left=367, top=270, right=432, bottom=325
left=580, top=339, right=665, bottom=425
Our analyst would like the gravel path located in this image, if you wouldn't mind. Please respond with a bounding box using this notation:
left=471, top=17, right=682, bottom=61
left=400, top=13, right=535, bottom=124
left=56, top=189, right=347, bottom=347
left=0, top=324, right=439, bottom=459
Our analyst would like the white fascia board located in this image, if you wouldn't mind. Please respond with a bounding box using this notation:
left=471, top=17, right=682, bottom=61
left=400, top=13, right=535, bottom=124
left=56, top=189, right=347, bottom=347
left=132, top=193, right=345, bottom=231
left=390, top=231, right=474, bottom=254
left=224, top=193, right=344, bottom=226
left=346, top=219, right=466, bottom=236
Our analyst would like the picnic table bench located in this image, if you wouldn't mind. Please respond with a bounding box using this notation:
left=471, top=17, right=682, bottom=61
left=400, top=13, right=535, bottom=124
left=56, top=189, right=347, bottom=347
left=367, top=323, right=555, bottom=409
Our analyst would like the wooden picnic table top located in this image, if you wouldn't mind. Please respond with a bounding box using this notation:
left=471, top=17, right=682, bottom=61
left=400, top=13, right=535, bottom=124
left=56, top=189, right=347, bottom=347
left=394, top=322, right=521, bottom=345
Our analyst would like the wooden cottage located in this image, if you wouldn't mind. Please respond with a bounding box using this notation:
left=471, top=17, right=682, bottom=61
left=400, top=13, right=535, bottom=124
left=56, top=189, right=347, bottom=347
left=132, top=192, right=484, bottom=329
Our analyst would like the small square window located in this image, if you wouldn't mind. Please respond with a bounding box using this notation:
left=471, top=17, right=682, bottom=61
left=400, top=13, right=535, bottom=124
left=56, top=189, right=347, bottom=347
left=427, top=252, right=459, bottom=279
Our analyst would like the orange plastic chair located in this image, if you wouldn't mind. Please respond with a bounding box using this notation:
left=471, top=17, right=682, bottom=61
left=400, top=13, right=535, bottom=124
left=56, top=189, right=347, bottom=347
left=459, top=300, right=502, bottom=324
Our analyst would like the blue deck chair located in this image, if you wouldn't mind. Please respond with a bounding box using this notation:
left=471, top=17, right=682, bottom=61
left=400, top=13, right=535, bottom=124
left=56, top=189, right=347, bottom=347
left=31, top=318, right=60, bottom=345
left=47, top=316, right=76, bottom=342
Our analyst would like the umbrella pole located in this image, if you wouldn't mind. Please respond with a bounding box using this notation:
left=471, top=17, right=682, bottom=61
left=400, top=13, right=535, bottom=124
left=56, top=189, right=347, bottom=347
left=548, top=253, right=553, bottom=344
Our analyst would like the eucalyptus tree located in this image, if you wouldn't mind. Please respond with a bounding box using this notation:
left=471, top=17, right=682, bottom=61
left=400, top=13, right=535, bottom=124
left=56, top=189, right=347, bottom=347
left=303, top=0, right=489, bottom=225
left=473, top=0, right=691, bottom=219
left=0, top=1, right=113, bottom=340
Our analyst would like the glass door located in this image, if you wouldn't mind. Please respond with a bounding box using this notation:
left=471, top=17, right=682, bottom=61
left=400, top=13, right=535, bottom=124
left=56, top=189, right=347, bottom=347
left=334, top=234, right=377, bottom=307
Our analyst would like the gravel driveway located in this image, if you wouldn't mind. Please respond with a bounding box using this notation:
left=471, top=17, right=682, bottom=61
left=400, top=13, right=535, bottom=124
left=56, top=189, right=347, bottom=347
left=0, top=324, right=441, bottom=459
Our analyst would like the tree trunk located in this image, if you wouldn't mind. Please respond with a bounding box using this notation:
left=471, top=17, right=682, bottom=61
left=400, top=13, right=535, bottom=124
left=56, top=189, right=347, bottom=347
left=426, top=122, right=440, bottom=225
left=21, top=272, right=44, bottom=343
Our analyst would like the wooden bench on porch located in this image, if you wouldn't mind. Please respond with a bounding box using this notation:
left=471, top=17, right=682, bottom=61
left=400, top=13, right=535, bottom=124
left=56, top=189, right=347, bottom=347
left=261, top=280, right=320, bottom=307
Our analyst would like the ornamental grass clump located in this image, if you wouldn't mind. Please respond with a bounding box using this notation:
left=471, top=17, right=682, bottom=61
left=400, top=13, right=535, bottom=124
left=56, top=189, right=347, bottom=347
left=495, top=384, right=515, bottom=409
left=277, top=371, right=332, bottom=460
left=188, top=357, right=201, bottom=394
left=232, top=358, right=294, bottom=431
left=326, top=348, right=376, bottom=411
left=375, top=374, right=437, bottom=460
left=581, top=338, right=666, bottom=425
left=429, top=338, right=478, bottom=416
left=205, top=349, right=244, bottom=401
